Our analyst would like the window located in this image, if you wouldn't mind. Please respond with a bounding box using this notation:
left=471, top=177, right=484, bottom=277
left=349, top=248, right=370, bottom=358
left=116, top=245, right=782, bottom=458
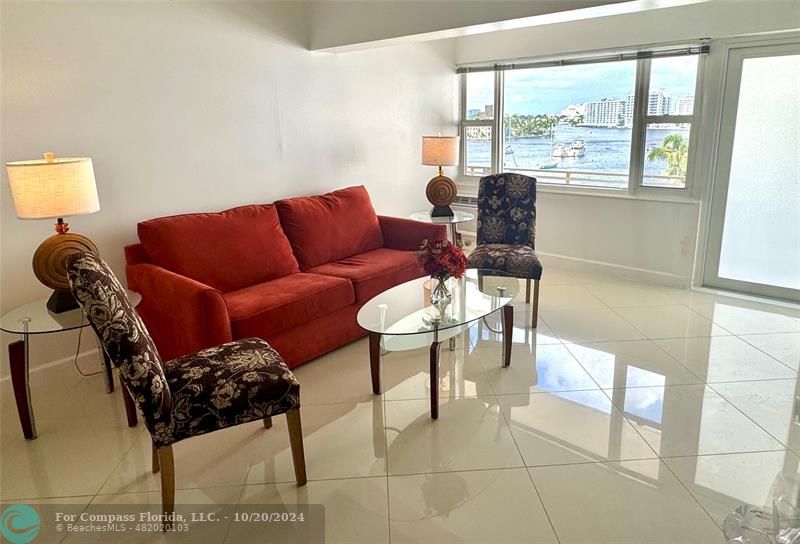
left=503, top=61, right=636, bottom=189
left=459, top=47, right=703, bottom=191
left=641, top=56, right=698, bottom=188
left=462, top=72, right=494, bottom=176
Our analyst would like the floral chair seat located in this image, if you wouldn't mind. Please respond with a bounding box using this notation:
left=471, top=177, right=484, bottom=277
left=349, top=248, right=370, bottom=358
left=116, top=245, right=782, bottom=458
left=162, top=338, right=300, bottom=446
left=467, top=244, right=542, bottom=279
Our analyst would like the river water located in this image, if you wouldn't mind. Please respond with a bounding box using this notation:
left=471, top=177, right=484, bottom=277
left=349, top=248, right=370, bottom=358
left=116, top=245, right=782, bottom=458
left=468, top=125, right=690, bottom=179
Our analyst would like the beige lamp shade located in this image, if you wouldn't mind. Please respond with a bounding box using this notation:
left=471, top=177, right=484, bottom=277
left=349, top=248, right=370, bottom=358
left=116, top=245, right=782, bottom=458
left=421, top=136, right=460, bottom=166
left=6, top=154, right=100, bottom=219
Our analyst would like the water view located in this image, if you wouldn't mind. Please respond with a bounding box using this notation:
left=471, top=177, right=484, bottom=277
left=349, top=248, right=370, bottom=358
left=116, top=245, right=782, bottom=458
left=467, top=125, right=691, bottom=187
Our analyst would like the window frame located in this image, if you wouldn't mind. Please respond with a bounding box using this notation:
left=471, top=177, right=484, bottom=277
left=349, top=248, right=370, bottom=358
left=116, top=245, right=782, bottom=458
left=458, top=51, right=705, bottom=196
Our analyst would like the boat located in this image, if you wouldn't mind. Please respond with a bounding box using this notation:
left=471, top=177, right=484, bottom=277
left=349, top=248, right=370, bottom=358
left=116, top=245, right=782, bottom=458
left=551, top=140, right=586, bottom=158
left=538, top=161, right=559, bottom=170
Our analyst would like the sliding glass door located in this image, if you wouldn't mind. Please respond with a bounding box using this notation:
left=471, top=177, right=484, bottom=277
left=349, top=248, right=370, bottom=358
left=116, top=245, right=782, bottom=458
left=704, top=43, right=800, bottom=301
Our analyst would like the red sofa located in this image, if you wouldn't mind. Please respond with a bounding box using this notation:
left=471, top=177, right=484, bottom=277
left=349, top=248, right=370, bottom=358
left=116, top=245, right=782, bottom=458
left=125, top=186, right=445, bottom=367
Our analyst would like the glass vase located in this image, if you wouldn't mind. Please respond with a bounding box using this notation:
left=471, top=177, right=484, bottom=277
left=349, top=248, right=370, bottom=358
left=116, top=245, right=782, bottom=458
left=431, top=275, right=451, bottom=305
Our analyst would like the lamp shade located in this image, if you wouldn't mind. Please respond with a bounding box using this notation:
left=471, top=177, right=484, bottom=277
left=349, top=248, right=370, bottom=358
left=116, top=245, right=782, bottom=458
left=6, top=155, right=99, bottom=219
left=421, top=136, right=460, bottom=167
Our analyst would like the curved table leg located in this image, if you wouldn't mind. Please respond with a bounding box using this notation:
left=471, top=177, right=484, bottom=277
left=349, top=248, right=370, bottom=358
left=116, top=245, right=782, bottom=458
left=430, top=340, right=441, bottom=419
left=369, top=332, right=381, bottom=395
left=502, top=305, right=513, bottom=367
left=9, top=336, right=37, bottom=440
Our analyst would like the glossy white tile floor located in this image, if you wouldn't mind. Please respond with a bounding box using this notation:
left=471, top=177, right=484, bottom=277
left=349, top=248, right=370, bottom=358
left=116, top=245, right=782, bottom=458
left=3, top=263, right=800, bottom=543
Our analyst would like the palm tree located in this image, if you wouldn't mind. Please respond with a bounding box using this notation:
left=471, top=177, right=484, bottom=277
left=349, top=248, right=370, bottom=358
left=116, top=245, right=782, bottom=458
left=647, top=134, right=689, bottom=177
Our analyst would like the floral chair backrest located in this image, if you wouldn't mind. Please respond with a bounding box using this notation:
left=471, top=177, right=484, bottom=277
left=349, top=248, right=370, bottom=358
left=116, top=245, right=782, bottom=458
left=475, top=173, right=537, bottom=248
left=67, top=252, right=171, bottom=431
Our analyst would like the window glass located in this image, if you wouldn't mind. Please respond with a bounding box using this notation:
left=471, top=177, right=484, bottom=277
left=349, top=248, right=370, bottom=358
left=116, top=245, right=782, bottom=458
left=464, top=126, right=492, bottom=176
left=648, top=56, right=698, bottom=115
left=465, top=72, right=494, bottom=120
left=502, top=61, right=636, bottom=188
left=643, top=124, right=691, bottom=188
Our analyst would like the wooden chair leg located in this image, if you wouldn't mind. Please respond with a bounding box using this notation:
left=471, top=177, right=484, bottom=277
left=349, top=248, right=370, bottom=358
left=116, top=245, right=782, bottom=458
left=525, top=278, right=531, bottom=303
left=157, top=445, right=175, bottom=523
left=532, top=279, right=540, bottom=329
left=152, top=443, right=160, bottom=474
left=263, top=416, right=272, bottom=429
left=286, top=409, right=307, bottom=486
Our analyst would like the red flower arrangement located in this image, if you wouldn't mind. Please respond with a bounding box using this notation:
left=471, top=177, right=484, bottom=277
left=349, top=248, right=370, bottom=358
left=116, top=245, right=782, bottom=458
left=417, top=239, right=468, bottom=280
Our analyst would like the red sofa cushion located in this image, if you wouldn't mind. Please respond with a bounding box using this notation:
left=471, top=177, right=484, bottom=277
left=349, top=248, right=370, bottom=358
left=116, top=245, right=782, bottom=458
left=224, top=273, right=355, bottom=338
left=308, top=248, right=423, bottom=302
left=275, top=186, right=384, bottom=270
left=138, top=204, right=299, bottom=292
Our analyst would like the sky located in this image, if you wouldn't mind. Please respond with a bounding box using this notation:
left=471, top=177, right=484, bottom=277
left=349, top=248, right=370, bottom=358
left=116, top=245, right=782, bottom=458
left=468, top=57, right=698, bottom=116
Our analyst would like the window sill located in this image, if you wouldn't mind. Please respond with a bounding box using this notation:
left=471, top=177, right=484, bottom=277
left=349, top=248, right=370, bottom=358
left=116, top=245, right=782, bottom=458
left=456, top=180, right=700, bottom=205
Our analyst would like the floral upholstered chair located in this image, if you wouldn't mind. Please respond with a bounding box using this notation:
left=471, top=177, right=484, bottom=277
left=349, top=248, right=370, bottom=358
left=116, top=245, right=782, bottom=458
left=467, top=173, right=543, bottom=328
left=66, top=252, right=306, bottom=518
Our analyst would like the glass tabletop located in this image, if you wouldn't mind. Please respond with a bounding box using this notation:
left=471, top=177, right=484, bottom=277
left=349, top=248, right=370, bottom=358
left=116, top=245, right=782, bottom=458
left=357, top=269, right=519, bottom=336
left=0, top=291, right=142, bottom=335
left=409, top=210, right=475, bottom=225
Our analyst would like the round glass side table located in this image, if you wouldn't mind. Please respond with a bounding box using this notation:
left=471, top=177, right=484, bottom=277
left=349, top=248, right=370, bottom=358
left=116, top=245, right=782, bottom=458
left=409, top=210, right=475, bottom=243
left=0, top=291, right=141, bottom=439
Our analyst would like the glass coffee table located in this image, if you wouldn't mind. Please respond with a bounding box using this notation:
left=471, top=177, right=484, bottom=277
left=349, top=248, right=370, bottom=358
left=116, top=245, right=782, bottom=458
left=357, top=269, right=519, bottom=419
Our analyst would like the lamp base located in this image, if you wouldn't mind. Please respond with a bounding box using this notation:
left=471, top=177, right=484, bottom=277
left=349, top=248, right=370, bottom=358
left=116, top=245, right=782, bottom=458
left=430, top=205, right=454, bottom=217
left=46, top=289, right=79, bottom=314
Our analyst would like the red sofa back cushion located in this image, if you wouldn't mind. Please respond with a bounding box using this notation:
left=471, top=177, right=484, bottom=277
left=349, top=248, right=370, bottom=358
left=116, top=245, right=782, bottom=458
left=138, top=204, right=299, bottom=292
left=276, top=185, right=384, bottom=270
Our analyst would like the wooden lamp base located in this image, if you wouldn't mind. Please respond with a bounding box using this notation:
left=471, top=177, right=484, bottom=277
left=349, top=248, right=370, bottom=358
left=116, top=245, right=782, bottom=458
left=33, top=219, right=98, bottom=314
left=426, top=175, right=457, bottom=218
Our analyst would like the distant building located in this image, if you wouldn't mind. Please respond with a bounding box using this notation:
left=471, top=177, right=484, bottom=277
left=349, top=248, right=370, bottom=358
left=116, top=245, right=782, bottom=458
left=560, top=103, right=586, bottom=120
left=623, top=90, right=678, bottom=126
left=674, top=95, right=695, bottom=115
left=648, top=89, right=672, bottom=116
left=584, top=98, right=626, bottom=127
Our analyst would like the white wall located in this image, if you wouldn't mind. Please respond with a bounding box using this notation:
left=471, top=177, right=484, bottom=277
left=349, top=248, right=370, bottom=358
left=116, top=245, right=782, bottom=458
left=0, top=1, right=458, bottom=374
left=454, top=0, right=800, bottom=284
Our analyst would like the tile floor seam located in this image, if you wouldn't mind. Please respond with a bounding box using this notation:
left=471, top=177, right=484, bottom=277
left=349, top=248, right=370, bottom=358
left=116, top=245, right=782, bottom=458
left=658, top=455, right=729, bottom=531
left=492, top=385, right=572, bottom=544
left=594, top=387, right=664, bottom=461
left=88, top=426, right=146, bottom=502
left=735, top=333, right=800, bottom=374
left=523, top=467, right=563, bottom=544
left=383, top=373, right=393, bottom=544
left=657, top=448, right=790, bottom=460
left=705, top=382, right=795, bottom=450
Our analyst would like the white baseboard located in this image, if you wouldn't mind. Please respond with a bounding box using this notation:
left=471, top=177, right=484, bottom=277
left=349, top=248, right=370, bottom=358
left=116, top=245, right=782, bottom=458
left=536, top=252, right=690, bottom=288
left=0, top=347, right=101, bottom=383
left=461, top=232, right=690, bottom=288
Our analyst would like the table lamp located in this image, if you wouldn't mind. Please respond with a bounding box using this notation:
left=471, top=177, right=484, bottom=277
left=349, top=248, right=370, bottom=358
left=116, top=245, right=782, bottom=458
left=421, top=135, right=460, bottom=217
left=5, top=152, right=100, bottom=313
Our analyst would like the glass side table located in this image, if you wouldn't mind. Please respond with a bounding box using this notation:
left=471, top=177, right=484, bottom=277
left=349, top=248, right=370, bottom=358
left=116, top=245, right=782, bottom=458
left=409, top=210, right=475, bottom=243
left=0, top=291, right=141, bottom=440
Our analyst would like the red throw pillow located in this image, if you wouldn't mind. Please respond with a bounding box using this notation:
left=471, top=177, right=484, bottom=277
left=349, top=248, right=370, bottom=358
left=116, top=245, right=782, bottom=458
left=275, top=185, right=384, bottom=269
left=138, top=204, right=299, bottom=292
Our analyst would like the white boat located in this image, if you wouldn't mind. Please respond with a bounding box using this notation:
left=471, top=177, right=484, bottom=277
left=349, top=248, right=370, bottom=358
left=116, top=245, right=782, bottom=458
left=552, top=140, right=586, bottom=158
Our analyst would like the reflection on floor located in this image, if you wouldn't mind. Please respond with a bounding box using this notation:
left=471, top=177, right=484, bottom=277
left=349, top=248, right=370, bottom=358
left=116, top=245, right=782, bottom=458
left=2, top=264, right=800, bottom=543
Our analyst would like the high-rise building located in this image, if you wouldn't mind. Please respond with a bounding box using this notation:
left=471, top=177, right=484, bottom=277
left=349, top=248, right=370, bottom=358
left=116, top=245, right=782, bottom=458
left=648, top=89, right=672, bottom=116
left=584, top=98, right=626, bottom=127
left=675, top=95, right=695, bottom=115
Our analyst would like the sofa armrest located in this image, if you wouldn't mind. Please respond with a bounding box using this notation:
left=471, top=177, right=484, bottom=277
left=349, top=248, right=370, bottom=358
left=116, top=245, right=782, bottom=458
left=378, top=215, right=447, bottom=251
left=127, top=263, right=232, bottom=361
